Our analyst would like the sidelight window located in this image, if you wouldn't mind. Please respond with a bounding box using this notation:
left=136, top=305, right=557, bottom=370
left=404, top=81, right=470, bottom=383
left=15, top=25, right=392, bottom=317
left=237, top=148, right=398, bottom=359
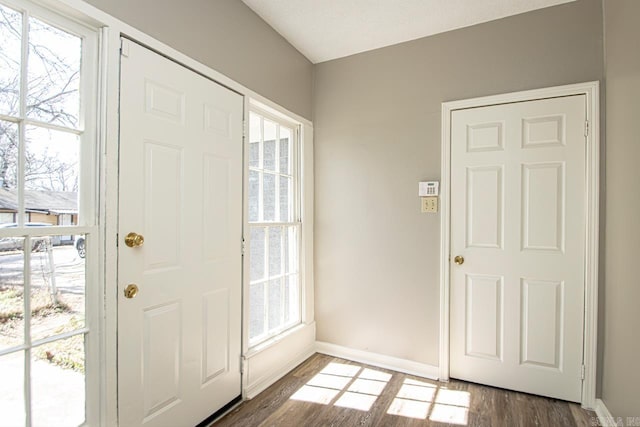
left=0, top=1, right=98, bottom=425
left=247, top=110, right=301, bottom=346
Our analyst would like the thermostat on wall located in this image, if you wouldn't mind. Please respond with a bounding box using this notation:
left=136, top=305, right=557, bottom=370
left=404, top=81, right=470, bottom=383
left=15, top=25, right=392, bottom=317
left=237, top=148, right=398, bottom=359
left=419, top=181, right=439, bottom=197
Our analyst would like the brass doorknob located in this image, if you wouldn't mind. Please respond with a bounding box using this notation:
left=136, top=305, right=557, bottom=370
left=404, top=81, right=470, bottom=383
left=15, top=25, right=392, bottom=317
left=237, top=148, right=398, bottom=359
left=124, top=284, right=139, bottom=299
left=454, top=255, right=465, bottom=265
left=125, top=232, right=144, bottom=248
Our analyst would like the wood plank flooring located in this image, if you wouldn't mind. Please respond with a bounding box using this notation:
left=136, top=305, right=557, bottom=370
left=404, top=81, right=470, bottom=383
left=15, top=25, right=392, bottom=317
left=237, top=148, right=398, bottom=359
left=213, top=353, right=596, bottom=427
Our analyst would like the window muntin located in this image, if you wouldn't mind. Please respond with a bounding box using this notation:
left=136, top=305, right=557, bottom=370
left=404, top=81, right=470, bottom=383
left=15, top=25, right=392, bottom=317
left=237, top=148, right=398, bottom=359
left=248, top=110, right=301, bottom=346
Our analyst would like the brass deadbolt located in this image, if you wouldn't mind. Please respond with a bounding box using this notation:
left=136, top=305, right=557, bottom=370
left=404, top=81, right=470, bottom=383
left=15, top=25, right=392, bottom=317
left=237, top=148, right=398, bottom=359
left=124, top=284, right=139, bottom=299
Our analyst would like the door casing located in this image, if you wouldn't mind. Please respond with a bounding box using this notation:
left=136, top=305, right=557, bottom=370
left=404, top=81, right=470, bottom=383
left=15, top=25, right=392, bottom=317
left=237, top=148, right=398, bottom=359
left=439, top=81, right=600, bottom=409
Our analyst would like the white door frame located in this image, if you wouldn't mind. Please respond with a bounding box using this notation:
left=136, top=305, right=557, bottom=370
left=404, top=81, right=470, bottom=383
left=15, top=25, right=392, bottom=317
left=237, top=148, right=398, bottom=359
left=439, top=81, right=600, bottom=409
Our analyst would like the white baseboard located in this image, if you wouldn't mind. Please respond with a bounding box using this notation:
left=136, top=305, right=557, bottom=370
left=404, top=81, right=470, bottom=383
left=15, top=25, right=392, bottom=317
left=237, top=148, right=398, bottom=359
left=315, top=341, right=440, bottom=380
left=244, top=323, right=316, bottom=399
left=594, top=399, right=618, bottom=427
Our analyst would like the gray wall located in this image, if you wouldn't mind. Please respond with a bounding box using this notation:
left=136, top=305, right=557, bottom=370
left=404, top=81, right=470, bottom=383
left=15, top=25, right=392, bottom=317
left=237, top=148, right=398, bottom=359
left=313, top=0, right=604, bottom=366
left=84, top=0, right=313, bottom=120
left=601, top=0, right=640, bottom=417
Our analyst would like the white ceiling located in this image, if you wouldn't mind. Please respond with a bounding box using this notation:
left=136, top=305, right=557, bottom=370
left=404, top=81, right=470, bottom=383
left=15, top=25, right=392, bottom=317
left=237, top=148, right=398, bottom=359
left=242, top=0, right=574, bottom=64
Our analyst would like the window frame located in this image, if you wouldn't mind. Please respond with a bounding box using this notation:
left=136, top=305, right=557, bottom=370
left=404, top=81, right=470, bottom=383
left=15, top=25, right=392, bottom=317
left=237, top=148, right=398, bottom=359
left=245, top=105, right=304, bottom=348
left=0, top=0, right=100, bottom=425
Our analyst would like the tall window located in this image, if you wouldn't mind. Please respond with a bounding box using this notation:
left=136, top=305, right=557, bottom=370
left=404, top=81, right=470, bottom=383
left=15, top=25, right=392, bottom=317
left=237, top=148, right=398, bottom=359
left=248, top=110, right=301, bottom=346
left=0, top=1, right=97, bottom=425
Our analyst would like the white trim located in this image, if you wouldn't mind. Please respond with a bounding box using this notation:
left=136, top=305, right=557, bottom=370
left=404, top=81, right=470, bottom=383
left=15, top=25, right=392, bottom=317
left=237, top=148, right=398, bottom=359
left=95, top=26, right=111, bottom=427
left=439, top=100, right=451, bottom=382
left=594, top=399, right=618, bottom=427
left=439, top=81, right=600, bottom=408
left=300, top=122, right=315, bottom=326
left=316, top=342, right=440, bottom=380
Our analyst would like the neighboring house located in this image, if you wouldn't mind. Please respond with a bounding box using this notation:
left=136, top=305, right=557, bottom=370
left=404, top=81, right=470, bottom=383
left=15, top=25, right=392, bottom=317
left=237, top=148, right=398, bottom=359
left=0, top=188, right=78, bottom=244
left=0, top=188, right=78, bottom=225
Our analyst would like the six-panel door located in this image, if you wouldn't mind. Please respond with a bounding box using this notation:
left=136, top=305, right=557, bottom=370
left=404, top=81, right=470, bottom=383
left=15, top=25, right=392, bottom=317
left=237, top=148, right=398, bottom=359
left=118, top=40, right=243, bottom=426
left=450, top=95, right=586, bottom=402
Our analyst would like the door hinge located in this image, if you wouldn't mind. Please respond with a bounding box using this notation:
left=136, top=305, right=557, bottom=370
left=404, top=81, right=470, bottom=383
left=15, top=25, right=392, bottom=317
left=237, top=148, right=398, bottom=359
left=242, top=120, right=247, bottom=139
left=584, top=120, right=589, bottom=137
left=581, top=365, right=586, bottom=380
left=240, top=355, right=245, bottom=375
left=241, top=237, right=246, bottom=256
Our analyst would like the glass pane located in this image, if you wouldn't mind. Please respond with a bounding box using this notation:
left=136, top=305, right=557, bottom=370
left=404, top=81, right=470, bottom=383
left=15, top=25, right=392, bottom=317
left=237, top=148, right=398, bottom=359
left=0, top=4, right=22, bottom=117
left=263, top=173, right=276, bottom=221
left=32, top=335, right=85, bottom=427
left=27, top=16, right=81, bottom=129
left=263, top=140, right=276, bottom=172
left=248, top=142, right=259, bottom=169
left=284, top=226, right=298, bottom=274
left=279, top=127, right=291, bottom=174
left=30, top=236, right=85, bottom=342
left=249, top=227, right=265, bottom=282
left=284, top=275, right=299, bottom=325
left=279, top=176, right=291, bottom=222
left=0, top=351, right=26, bottom=426
left=0, top=120, right=19, bottom=193
left=0, top=238, right=24, bottom=350
left=248, top=170, right=259, bottom=222
left=263, top=120, right=276, bottom=171
left=25, top=126, right=80, bottom=227
left=268, top=227, right=282, bottom=276
left=249, top=282, right=264, bottom=341
left=268, top=278, right=282, bottom=331
left=25, top=126, right=80, bottom=193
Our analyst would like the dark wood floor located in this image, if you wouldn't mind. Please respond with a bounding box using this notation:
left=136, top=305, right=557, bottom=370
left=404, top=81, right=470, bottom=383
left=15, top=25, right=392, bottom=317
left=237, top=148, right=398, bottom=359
left=213, top=353, right=596, bottom=427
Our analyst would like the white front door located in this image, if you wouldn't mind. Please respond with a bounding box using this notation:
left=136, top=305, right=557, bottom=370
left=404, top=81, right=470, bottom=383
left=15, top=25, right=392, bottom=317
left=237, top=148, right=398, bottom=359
left=118, top=40, right=243, bottom=426
left=449, top=95, right=586, bottom=402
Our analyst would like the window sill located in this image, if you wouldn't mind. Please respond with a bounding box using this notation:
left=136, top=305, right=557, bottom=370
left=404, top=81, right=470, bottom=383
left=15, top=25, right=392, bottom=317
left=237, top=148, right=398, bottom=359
left=245, top=322, right=309, bottom=359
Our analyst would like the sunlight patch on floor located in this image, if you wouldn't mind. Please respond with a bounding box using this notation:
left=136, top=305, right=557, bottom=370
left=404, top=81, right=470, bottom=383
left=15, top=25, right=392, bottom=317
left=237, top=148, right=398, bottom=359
left=289, top=385, right=340, bottom=404
left=289, top=360, right=470, bottom=424
left=387, top=378, right=436, bottom=419
left=386, top=378, right=470, bottom=425
left=290, top=362, right=390, bottom=411
left=334, top=391, right=378, bottom=411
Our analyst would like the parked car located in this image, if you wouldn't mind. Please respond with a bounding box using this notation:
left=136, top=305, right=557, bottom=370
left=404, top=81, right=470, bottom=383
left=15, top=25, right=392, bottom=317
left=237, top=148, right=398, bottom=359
left=0, top=222, right=51, bottom=252
left=75, top=235, right=86, bottom=258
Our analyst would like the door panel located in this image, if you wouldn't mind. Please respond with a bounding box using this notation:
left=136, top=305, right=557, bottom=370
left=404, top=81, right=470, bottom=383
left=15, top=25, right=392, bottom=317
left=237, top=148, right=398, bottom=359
left=520, top=279, right=563, bottom=369
left=466, top=166, right=503, bottom=249
left=521, top=162, right=564, bottom=251
left=450, top=95, right=586, bottom=402
left=144, top=141, right=183, bottom=270
left=465, top=274, right=503, bottom=361
left=143, top=302, right=182, bottom=418
left=118, top=40, right=243, bottom=427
